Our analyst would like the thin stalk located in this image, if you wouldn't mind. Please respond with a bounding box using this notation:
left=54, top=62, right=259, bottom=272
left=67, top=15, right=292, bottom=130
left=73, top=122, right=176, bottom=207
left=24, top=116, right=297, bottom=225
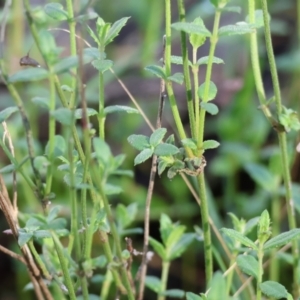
left=177, top=0, right=195, bottom=138
left=260, top=0, right=299, bottom=296
left=164, top=0, right=191, bottom=155
left=270, top=194, right=280, bottom=283
left=197, top=8, right=221, bottom=148
left=45, top=75, right=56, bottom=196
left=65, top=0, right=77, bottom=108
left=98, top=69, right=105, bottom=139
left=68, top=131, right=80, bottom=259
left=192, top=48, right=200, bottom=138
left=92, top=167, right=135, bottom=300
left=51, top=232, right=77, bottom=300
left=256, top=243, right=264, bottom=300
left=198, top=172, right=212, bottom=285
left=28, top=240, right=51, bottom=280
left=158, top=261, right=170, bottom=300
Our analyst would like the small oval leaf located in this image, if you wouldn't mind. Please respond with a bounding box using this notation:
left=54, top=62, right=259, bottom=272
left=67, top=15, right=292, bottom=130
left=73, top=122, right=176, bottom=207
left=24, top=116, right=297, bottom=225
left=198, top=81, right=217, bottom=101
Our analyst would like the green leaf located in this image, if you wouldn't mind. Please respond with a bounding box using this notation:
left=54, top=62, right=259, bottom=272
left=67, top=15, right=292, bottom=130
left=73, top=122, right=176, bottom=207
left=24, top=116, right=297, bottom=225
left=52, top=50, right=94, bottom=74
left=8, top=68, right=49, bottom=83
left=150, top=128, right=167, bottom=147
left=197, top=56, right=224, bottom=65
left=160, top=290, right=185, bottom=298
left=45, top=135, right=66, bottom=157
left=221, top=228, right=258, bottom=250
left=0, top=164, right=15, bottom=174
left=84, top=47, right=103, bottom=60
left=236, top=255, right=258, bottom=279
left=47, top=206, right=61, bottom=222
left=38, top=30, right=60, bottom=64
left=189, top=18, right=207, bottom=49
left=244, top=217, right=259, bottom=235
left=166, top=225, right=186, bottom=250
left=0, top=107, right=18, bottom=122
left=145, top=65, right=166, bottom=79
left=86, top=25, right=100, bottom=46
left=278, top=106, right=300, bottom=132
left=202, top=140, right=220, bottom=150
left=228, top=212, right=243, bottom=232
left=158, top=161, right=169, bottom=176
left=44, top=3, right=68, bottom=20
left=207, top=271, right=227, bottom=300
left=93, top=137, right=112, bottom=167
left=168, top=233, right=195, bottom=260
left=170, top=55, right=183, bottom=65
left=74, top=11, right=98, bottom=23
left=168, top=72, right=184, bottom=84
left=154, top=144, right=179, bottom=156
left=34, top=156, right=49, bottom=175
left=198, top=81, right=217, bottom=101
left=263, top=229, right=300, bottom=251
left=186, top=292, right=203, bottom=300
left=51, top=108, right=73, bottom=126
left=246, top=10, right=266, bottom=29
left=32, top=97, right=49, bottom=109
left=172, top=22, right=211, bottom=37
left=74, top=108, right=98, bottom=119
left=244, top=163, right=276, bottom=193
left=258, top=210, right=271, bottom=243
left=104, top=17, right=130, bottom=46
left=200, top=102, right=219, bottom=115
left=134, top=148, right=153, bottom=165
left=104, top=105, right=139, bottom=115
left=18, top=231, right=33, bottom=247
left=145, top=276, right=161, bottom=293
left=260, top=281, right=288, bottom=299
left=127, top=134, right=150, bottom=151
left=149, top=237, right=166, bottom=260
left=91, top=59, right=113, bottom=73
left=181, top=138, right=197, bottom=150
left=218, top=22, right=254, bottom=37
left=160, top=214, right=172, bottom=244
left=34, top=230, right=52, bottom=239
left=104, top=183, right=122, bottom=195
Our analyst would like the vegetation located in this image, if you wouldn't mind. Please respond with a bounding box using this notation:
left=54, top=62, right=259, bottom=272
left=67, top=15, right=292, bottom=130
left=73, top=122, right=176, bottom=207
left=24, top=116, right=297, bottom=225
left=0, top=0, right=300, bottom=299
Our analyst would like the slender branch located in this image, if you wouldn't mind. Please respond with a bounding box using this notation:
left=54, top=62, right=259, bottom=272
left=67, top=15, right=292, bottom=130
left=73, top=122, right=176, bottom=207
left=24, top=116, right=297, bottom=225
left=260, top=0, right=299, bottom=297
left=138, top=49, right=165, bottom=299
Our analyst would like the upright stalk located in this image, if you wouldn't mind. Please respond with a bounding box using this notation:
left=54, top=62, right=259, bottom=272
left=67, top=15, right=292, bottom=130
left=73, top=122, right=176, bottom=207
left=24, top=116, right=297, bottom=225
left=65, top=0, right=77, bottom=108
left=158, top=261, right=170, bottom=300
left=260, top=0, right=299, bottom=297
left=177, top=0, right=196, bottom=138
left=256, top=243, right=264, bottom=300
left=164, top=0, right=190, bottom=153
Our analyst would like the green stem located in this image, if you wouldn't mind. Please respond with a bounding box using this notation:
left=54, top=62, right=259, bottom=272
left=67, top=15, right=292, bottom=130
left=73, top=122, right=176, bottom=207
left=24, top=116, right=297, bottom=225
left=45, top=75, right=56, bottom=196
left=270, top=194, right=280, bottom=283
left=192, top=48, right=200, bottom=138
left=260, top=0, right=299, bottom=296
left=177, top=0, right=195, bottom=138
left=65, top=0, right=77, bottom=108
left=164, top=0, right=191, bottom=155
left=158, top=261, right=170, bottom=300
left=28, top=240, right=51, bottom=280
left=68, top=130, right=80, bottom=259
left=256, top=243, right=264, bottom=300
left=51, top=233, right=77, bottom=300
left=92, top=167, right=135, bottom=300
left=98, top=69, right=105, bottom=139
left=197, top=8, right=221, bottom=149
left=198, top=172, right=212, bottom=285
